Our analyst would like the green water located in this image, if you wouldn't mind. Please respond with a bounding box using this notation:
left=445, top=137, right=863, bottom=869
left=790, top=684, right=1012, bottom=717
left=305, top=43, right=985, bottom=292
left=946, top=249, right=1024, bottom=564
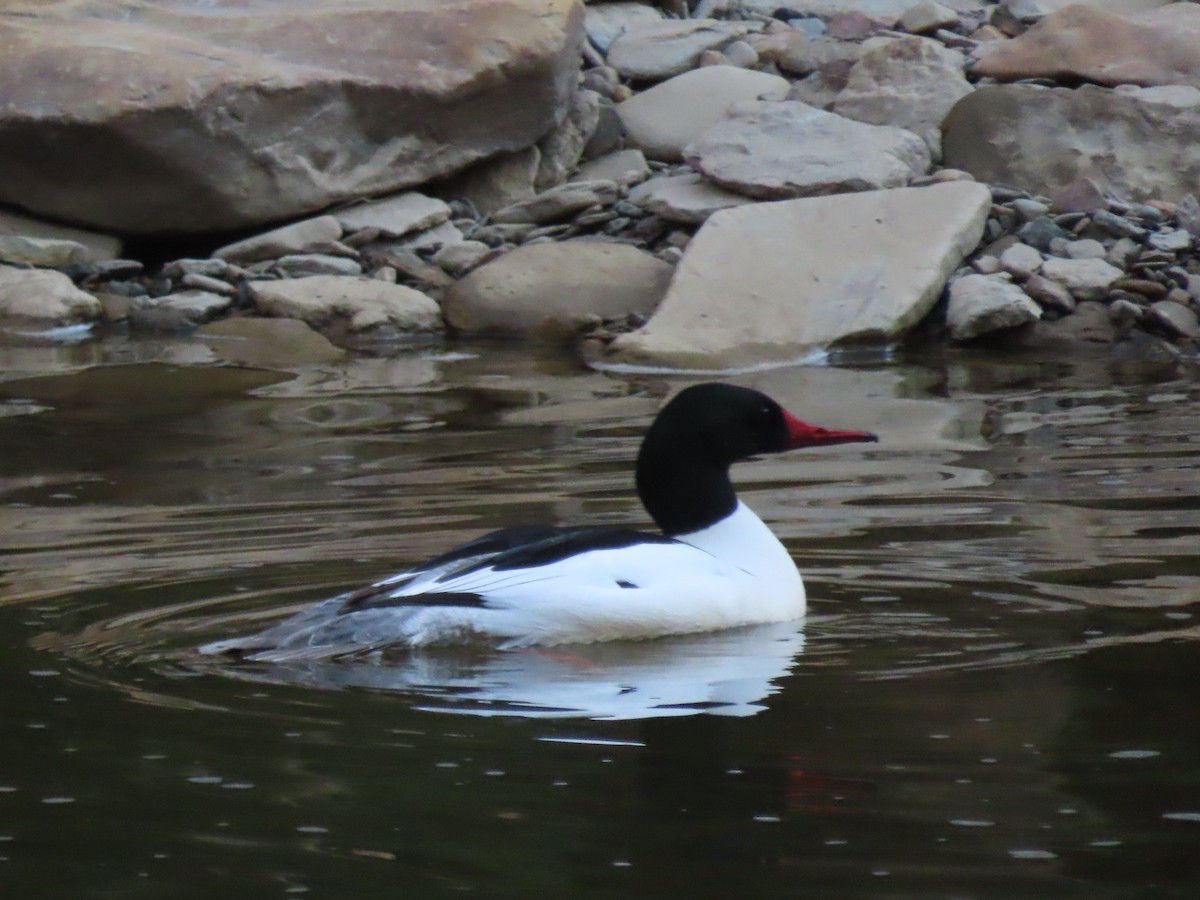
left=1, top=336, right=1198, bottom=898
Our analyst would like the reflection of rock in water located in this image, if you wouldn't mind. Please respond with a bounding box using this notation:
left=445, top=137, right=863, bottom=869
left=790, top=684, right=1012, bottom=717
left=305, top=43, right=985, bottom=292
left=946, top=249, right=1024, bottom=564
left=198, top=621, right=806, bottom=721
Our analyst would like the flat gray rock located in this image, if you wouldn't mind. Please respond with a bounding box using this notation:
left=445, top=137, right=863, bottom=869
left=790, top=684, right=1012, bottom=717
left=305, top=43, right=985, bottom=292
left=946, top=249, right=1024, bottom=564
left=617, top=65, right=790, bottom=162
left=607, top=18, right=757, bottom=81
left=686, top=100, right=931, bottom=200
left=585, top=1, right=663, bottom=53
left=333, top=193, right=452, bottom=239
left=573, top=149, right=651, bottom=185
left=605, top=181, right=992, bottom=368
left=491, top=180, right=619, bottom=225
left=627, top=173, right=756, bottom=224
left=214, top=216, right=344, bottom=265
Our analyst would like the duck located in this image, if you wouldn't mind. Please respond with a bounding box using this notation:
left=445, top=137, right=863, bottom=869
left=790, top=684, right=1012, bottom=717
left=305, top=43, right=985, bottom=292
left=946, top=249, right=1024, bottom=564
left=200, top=382, right=877, bottom=660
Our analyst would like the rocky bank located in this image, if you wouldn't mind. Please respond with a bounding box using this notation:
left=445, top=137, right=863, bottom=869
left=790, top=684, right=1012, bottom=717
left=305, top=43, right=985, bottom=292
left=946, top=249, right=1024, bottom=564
left=2, top=0, right=1200, bottom=369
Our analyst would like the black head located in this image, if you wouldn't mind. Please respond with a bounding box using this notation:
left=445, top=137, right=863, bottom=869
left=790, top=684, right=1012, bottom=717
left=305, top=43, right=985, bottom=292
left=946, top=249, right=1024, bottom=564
left=635, top=383, right=877, bottom=536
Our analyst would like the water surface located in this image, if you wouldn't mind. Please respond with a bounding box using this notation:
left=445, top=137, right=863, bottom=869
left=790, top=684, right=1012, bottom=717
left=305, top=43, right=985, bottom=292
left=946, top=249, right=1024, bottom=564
left=1, top=336, right=1198, bottom=898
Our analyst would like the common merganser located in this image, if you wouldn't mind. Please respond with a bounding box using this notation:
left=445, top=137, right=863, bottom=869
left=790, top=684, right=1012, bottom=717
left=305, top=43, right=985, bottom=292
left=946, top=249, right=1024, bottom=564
left=200, top=382, right=876, bottom=659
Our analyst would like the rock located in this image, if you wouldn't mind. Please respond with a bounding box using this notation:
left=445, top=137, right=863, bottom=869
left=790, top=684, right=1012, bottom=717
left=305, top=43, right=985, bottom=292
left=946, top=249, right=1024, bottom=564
left=333, top=193, right=452, bottom=239
left=1016, top=216, right=1070, bottom=251
left=273, top=254, right=364, bottom=278
left=574, top=149, right=651, bottom=185
left=0, top=0, right=584, bottom=234
left=1063, top=239, right=1107, bottom=260
left=536, top=89, right=602, bottom=189
left=1001, top=0, right=1172, bottom=22
left=582, top=100, right=624, bottom=160
left=943, top=83, right=1200, bottom=204
left=973, top=255, right=1003, bottom=275
left=0, top=265, right=101, bottom=323
left=1148, top=229, right=1193, bottom=252
left=1039, top=257, right=1123, bottom=300
left=1010, top=198, right=1051, bottom=222
left=607, top=18, right=757, bottom=81
left=1051, top=177, right=1108, bottom=213
left=197, top=317, right=345, bottom=366
left=584, top=1, right=664, bottom=54
left=787, top=71, right=850, bottom=111
left=777, top=0, right=924, bottom=22
left=1107, top=237, right=1142, bottom=269
left=163, top=258, right=233, bottom=281
left=391, top=220, right=464, bottom=253
left=974, top=4, right=1200, bottom=89
left=442, top=239, right=672, bottom=337
left=491, top=180, right=619, bottom=225
left=1108, top=296, right=1145, bottom=325
left=1148, top=298, right=1200, bottom=338
left=214, top=216, right=344, bottom=265
left=616, top=66, right=790, bottom=162
left=181, top=272, right=237, bottom=296
left=1090, top=209, right=1148, bottom=241
left=947, top=274, right=1042, bottom=340
left=832, top=35, right=972, bottom=160
left=366, top=247, right=454, bottom=293
left=1023, top=271, right=1076, bottom=312
left=0, top=209, right=122, bottom=262
left=1175, top=193, right=1200, bottom=234
left=722, top=39, right=760, bottom=69
left=999, top=242, right=1044, bottom=279
left=137, top=289, right=232, bottom=324
left=432, top=241, right=493, bottom=277
left=899, top=0, right=961, bottom=33
left=628, top=173, right=757, bottom=224
left=686, top=100, right=930, bottom=200
left=604, top=182, right=992, bottom=367
left=0, top=235, right=89, bottom=268
left=751, top=34, right=862, bottom=79
left=251, top=277, right=443, bottom=334
left=439, top=147, right=541, bottom=218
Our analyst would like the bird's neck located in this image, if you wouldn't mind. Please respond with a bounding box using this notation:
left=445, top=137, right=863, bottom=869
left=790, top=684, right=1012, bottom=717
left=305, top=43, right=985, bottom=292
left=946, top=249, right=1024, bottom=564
left=636, top=454, right=737, bottom=538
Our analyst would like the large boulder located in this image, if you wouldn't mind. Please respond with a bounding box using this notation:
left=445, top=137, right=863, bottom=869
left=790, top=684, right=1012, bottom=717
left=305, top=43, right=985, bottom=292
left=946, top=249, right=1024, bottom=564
left=603, top=182, right=992, bottom=368
left=443, top=239, right=672, bottom=337
left=974, top=3, right=1200, bottom=88
left=942, top=83, right=1200, bottom=203
left=0, top=0, right=583, bottom=235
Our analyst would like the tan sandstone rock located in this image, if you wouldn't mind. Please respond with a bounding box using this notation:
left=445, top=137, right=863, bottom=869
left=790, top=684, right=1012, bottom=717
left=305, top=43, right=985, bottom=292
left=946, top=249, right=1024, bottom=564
left=0, top=265, right=101, bottom=323
left=0, top=0, right=583, bottom=234
left=974, top=3, right=1200, bottom=89
left=250, top=276, right=443, bottom=335
left=443, top=239, right=672, bottom=338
